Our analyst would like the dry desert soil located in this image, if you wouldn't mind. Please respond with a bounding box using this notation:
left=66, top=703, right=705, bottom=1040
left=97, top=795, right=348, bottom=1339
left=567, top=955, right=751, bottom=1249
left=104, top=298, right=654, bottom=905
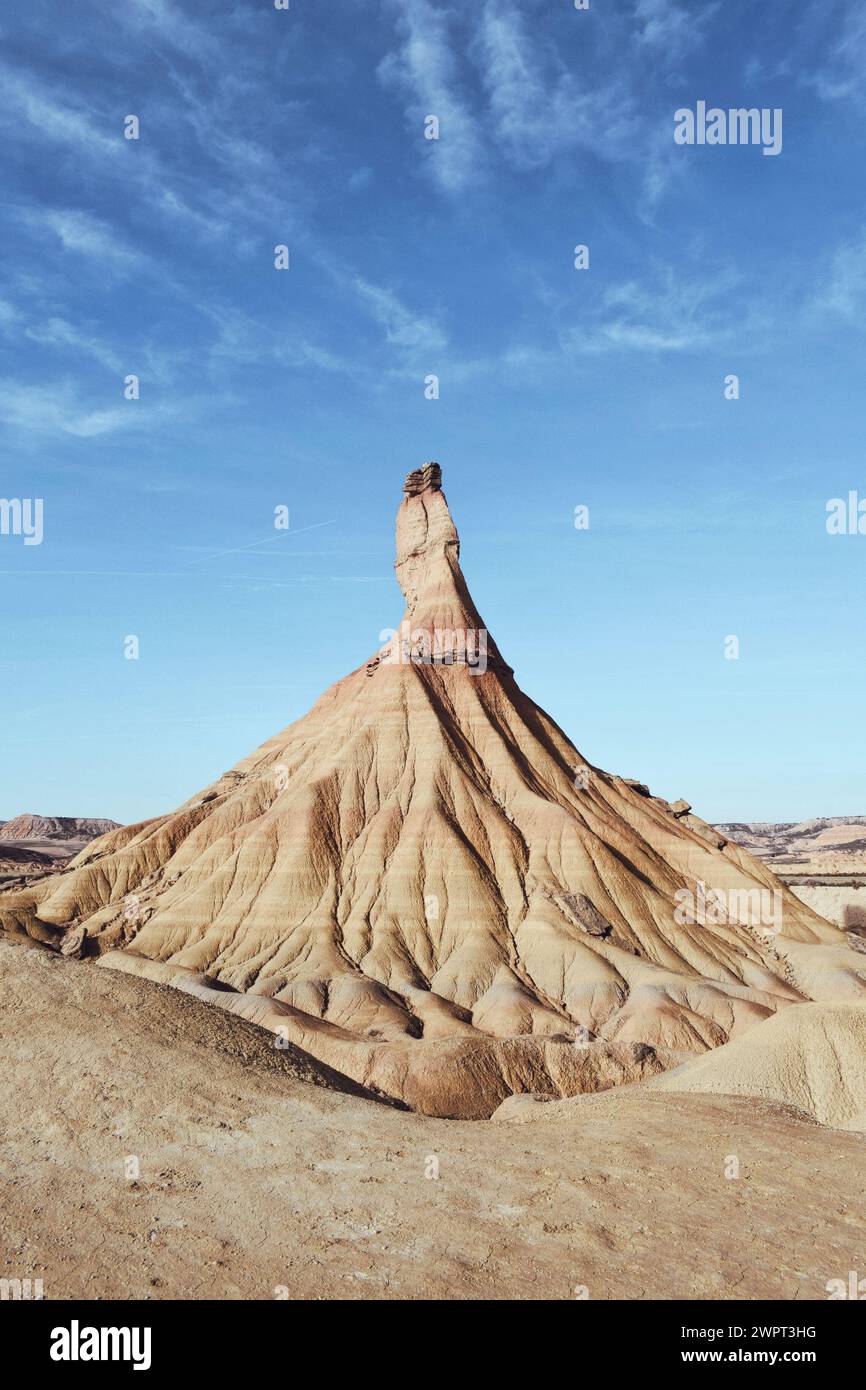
left=2, top=938, right=864, bottom=1302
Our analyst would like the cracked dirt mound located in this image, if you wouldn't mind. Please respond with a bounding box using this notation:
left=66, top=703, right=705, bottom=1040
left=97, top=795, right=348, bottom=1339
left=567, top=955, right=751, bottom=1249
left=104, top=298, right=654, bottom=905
left=2, top=464, right=864, bottom=1116
left=0, top=940, right=397, bottom=1108
left=493, top=1000, right=866, bottom=1135
left=650, top=1000, right=866, bottom=1131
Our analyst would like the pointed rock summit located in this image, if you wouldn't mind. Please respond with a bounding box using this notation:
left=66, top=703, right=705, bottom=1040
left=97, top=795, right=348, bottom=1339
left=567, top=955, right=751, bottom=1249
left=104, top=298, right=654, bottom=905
left=2, top=467, right=863, bottom=1116
left=391, top=461, right=508, bottom=674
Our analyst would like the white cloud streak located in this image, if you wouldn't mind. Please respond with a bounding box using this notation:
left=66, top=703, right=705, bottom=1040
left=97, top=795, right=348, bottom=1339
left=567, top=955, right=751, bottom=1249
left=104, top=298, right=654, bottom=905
left=351, top=278, right=448, bottom=353
left=378, top=0, right=482, bottom=191
left=476, top=0, right=634, bottom=169
left=812, top=229, right=866, bottom=319
left=30, top=208, right=144, bottom=270
left=634, top=0, right=717, bottom=60
left=0, top=381, right=131, bottom=437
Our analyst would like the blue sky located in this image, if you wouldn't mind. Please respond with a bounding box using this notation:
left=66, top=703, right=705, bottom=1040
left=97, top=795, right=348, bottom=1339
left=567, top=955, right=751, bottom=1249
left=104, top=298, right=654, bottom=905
left=1, top=0, right=864, bottom=825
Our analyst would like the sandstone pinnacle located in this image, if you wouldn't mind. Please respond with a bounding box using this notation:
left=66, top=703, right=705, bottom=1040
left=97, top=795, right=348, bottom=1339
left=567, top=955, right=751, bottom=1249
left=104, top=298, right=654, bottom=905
left=2, top=466, right=862, bottom=1117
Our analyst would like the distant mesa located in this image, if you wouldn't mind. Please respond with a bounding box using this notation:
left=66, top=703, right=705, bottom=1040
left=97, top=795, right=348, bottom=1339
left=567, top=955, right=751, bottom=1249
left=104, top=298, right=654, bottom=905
left=718, top=817, right=866, bottom=932
left=0, top=814, right=121, bottom=843
left=0, top=815, right=123, bottom=883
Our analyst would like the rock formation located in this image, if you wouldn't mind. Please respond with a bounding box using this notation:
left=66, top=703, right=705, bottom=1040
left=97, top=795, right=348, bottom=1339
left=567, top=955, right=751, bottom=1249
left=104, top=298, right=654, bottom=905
left=0, top=814, right=121, bottom=842
left=0, top=816, right=122, bottom=881
left=2, top=466, right=863, bottom=1117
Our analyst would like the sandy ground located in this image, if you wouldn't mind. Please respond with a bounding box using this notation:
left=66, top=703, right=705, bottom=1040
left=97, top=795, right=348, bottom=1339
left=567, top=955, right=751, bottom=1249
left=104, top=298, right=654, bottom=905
left=2, top=939, right=864, bottom=1301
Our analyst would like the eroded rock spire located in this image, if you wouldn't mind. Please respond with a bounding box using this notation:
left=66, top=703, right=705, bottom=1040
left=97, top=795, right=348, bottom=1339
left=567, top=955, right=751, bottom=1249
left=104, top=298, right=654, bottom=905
left=393, top=462, right=508, bottom=674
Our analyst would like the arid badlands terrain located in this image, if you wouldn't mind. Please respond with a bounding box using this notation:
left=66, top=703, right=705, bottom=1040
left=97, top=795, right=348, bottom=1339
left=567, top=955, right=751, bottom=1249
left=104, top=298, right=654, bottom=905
left=716, top=817, right=866, bottom=935
left=0, top=814, right=119, bottom=878
left=2, top=465, right=865, bottom=1299
left=3, top=936, right=864, bottom=1301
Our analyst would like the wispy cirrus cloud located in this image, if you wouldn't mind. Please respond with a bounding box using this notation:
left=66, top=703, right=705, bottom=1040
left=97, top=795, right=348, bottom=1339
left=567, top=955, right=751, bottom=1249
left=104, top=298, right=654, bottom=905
left=0, top=55, right=300, bottom=257
left=351, top=277, right=448, bottom=353
left=200, top=303, right=359, bottom=378
left=0, top=278, right=188, bottom=386
left=811, top=228, right=866, bottom=319
left=378, top=0, right=710, bottom=202
left=807, top=1, right=866, bottom=101
left=0, top=380, right=132, bottom=437
left=378, top=0, right=482, bottom=192
left=564, top=265, right=750, bottom=355
left=476, top=0, right=634, bottom=170
left=23, top=317, right=123, bottom=373
left=122, top=0, right=221, bottom=60
left=0, top=68, right=119, bottom=157
left=0, top=377, right=207, bottom=440
left=634, top=0, right=718, bottom=61
left=27, top=208, right=145, bottom=271
left=443, top=262, right=757, bottom=379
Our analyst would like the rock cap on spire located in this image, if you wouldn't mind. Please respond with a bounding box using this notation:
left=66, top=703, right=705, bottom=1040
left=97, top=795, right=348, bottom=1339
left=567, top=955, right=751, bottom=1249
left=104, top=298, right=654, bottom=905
left=403, top=462, right=442, bottom=497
